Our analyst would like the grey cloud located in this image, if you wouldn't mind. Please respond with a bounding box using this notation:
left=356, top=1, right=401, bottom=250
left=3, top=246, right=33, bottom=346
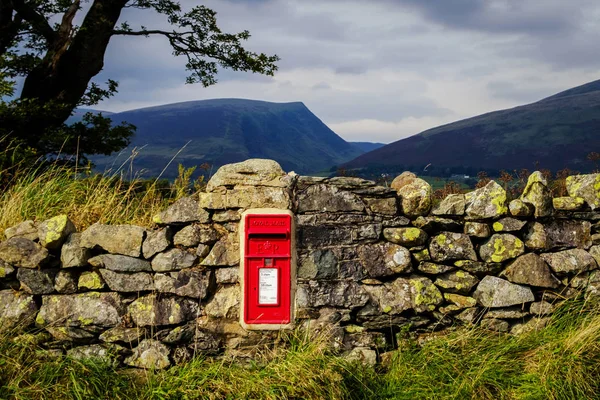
left=304, top=85, right=451, bottom=124
left=334, top=65, right=368, bottom=75
left=89, top=0, right=600, bottom=143
left=385, top=0, right=587, bottom=35
left=486, top=80, right=559, bottom=104
left=312, top=82, right=331, bottom=90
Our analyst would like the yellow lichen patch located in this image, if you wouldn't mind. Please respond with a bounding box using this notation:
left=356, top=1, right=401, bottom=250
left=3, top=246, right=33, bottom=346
left=414, top=249, right=430, bottom=262
left=382, top=305, right=392, bottom=313
left=78, top=316, right=94, bottom=326
left=134, top=301, right=152, bottom=312
left=455, top=271, right=465, bottom=278
left=78, top=271, right=104, bottom=290
left=493, top=222, right=504, bottom=232
left=35, top=313, right=45, bottom=326
left=411, top=279, right=442, bottom=308
left=402, top=228, right=423, bottom=242
left=491, top=239, right=507, bottom=263
left=344, top=325, right=364, bottom=333
left=490, top=186, right=508, bottom=215
left=490, top=236, right=524, bottom=262
left=41, top=215, right=69, bottom=246
left=436, top=234, right=447, bottom=246
left=18, top=299, right=30, bottom=310
left=553, top=197, right=585, bottom=210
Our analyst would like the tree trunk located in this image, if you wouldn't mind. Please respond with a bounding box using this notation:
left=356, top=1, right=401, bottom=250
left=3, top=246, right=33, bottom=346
left=19, top=0, right=128, bottom=137
left=0, top=2, right=19, bottom=56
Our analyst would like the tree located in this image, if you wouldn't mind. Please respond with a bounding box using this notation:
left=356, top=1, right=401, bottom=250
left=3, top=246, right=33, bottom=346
left=0, top=0, right=279, bottom=161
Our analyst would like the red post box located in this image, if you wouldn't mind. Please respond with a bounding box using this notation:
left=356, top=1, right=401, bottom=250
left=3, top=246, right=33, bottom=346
left=240, top=209, right=295, bottom=330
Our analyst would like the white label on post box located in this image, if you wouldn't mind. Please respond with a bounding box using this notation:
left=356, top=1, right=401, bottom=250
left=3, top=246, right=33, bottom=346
left=259, top=268, right=278, bottom=305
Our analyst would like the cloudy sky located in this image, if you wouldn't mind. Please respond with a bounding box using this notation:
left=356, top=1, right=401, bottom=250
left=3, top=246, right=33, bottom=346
left=94, top=0, right=600, bottom=143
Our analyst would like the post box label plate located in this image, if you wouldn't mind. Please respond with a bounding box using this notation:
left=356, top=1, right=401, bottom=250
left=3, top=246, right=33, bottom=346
left=258, top=268, right=278, bottom=305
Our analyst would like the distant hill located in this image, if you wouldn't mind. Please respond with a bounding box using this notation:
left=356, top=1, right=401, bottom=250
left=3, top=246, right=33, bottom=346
left=343, top=79, right=600, bottom=176
left=67, top=108, right=113, bottom=124
left=90, top=99, right=363, bottom=178
left=351, top=142, right=385, bottom=152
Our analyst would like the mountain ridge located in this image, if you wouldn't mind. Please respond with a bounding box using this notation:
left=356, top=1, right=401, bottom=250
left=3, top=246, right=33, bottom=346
left=343, top=79, right=600, bottom=176
left=90, top=98, right=364, bottom=177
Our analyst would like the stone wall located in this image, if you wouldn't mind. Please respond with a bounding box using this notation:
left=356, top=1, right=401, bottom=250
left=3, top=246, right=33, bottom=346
left=1, top=159, right=600, bottom=368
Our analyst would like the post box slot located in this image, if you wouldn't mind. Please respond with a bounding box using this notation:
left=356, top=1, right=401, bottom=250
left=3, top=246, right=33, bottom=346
left=247, top=233, right=288, bottom=239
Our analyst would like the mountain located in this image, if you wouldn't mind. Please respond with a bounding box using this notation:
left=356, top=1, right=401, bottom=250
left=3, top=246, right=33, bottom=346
left=351, top=142, right=385, bottom=152
left=343, top=80, right=600, bottom=176
left=91, top=99, right=363, bottom=178
left=67, top=108, right=113, bottom=124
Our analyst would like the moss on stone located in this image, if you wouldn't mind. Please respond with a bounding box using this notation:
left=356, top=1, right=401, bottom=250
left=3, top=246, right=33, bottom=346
left=489, top=236, right=524, bottom=262
left=78, top=316, right=94, bottom=326
left=344, top=325, right=364, bottom=333
left=78, top=271, right=104, bottom=290
left=414, top=249, right=430, bottom=262
left=411, top=278, right=442, bottom=308
left=35, top=313, right=45, bottom=326
left=436, top=234, right=447, bottom=246
left=491, top=238, right=507, bottom=263
left=490, top=185, right=508, bottom=215
left=41, top=215, right=68, bottom=246
left=402, top=228, right=423, bottom=242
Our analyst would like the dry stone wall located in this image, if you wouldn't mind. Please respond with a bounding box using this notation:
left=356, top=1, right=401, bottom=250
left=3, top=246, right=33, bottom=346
left=1, top=159, right=600, bottom=368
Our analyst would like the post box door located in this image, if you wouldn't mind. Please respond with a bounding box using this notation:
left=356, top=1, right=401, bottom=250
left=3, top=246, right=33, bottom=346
left=240, top=210, right=295, bottom=330
left=244, top=257, right=291, bottom=323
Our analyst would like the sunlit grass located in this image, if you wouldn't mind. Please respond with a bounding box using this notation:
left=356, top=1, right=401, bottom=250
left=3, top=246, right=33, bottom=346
left=2, top=298, right=600, bottom=399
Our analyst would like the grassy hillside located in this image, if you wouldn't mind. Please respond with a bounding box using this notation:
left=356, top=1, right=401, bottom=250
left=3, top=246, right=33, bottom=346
left=351, top=142, right=386, bottom=152
left=91, top=99, right=363, bottom=178
left=344, top=79, right=600, bottom=176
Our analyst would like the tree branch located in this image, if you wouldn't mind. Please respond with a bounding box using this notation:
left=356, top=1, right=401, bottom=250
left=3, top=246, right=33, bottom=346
left=11, top=0, right=56, bottom=43
left=112, top=29, right=192, bottom=37
left=51, top=0, right=79, bottom=68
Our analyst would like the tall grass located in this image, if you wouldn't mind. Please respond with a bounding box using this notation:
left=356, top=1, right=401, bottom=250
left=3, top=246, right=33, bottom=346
left=2, top=298, right=600, bottom=399
left=0, top=162, right=197, bottom=236
left=0, top=330, right=376, bottom=400
left=383, top=297, right=600, bottom=399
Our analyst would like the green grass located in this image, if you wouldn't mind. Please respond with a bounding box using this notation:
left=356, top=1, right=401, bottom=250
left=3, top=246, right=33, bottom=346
left=3, top=298, right=600, bottom=399
left=0, top=162, right=200, bottom=238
